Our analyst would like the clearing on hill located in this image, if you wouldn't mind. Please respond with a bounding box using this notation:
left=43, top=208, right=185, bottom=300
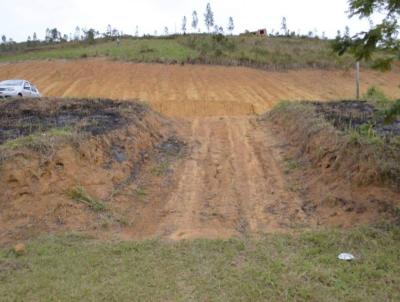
left=0, top=59, right=399, bottom=117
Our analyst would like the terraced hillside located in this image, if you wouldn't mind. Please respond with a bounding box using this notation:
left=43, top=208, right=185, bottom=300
left=0, top=59, right=399, bottom=117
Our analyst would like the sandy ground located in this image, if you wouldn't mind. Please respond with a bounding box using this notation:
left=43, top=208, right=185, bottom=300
left=0, top=59, right=399, bottom=117
left=153, top=117, right=313, bottom=239
left=112, top=116, right=316, bottom=241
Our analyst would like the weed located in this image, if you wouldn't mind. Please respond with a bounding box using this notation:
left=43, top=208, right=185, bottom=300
left=67, top=186, right=106, bottom=212
left=150, top=162, right=170, bottom=176
left=284, top=157, right=299, bottom=173
left=135, top=188, right=148, bottom=198
left=348, top=125, right=384, bottom=146
left=1, top=128, right=74, bottom=152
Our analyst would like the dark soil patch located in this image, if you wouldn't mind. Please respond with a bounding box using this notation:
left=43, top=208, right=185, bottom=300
left=313, top=100, right=400, bottom=136
left=157, top=136, right=186, bottom=156
left=0, top=98, right=148, bottom=144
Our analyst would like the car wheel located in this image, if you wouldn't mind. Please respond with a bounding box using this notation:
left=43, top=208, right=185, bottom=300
left=18, top=93, right=23, bottom=97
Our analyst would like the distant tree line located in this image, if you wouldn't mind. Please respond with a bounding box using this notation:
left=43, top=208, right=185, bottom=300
left=1, top=1, right=351, bottom=52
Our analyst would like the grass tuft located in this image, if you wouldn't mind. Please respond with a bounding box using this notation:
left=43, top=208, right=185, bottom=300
left=2, top=128, right=74, bottom=151
left=67, top=186, right=106, bottom=212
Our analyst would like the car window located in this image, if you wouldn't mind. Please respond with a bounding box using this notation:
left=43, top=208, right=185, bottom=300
left=0, top=80, right=23, bottom=86
left=23, top=82, right=31, bottom=90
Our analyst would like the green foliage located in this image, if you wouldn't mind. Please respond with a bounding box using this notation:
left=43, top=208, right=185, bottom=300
left=363, top=87, right=400, bottom=123
left=383, top=99, right=400, bottom=123
left=1, top=226, right=399, bottom=301
left=1, top=128, right=74, bottom=151
left=67, top=186, right=106, bottom=212
left=204, top=3, right=214, bottom=33
left=0, top=35, right=371, bottom=69
left=334, top=0, right=400, bottom=69
left=363, top=86, right=392, bottom=110
left=349, top=123, right=384, bottom=145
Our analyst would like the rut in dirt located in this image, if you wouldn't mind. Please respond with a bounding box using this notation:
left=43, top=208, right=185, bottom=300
left=155, top=116, right=313, bottom=239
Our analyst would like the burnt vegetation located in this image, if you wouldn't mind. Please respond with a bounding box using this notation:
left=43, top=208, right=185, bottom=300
left=0, top=98, right=149, bottom=144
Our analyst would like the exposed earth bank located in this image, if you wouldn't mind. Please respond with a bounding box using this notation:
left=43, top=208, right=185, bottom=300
left=0, top=98, right=399, bottom=244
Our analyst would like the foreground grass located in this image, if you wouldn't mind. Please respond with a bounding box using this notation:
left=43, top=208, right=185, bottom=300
left=0, top=226, right=399, bottom=301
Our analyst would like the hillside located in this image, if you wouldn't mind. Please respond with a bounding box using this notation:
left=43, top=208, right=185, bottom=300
left=0, top=35, right=365, bottom=70
left=1, top=60, right=400, bottom=117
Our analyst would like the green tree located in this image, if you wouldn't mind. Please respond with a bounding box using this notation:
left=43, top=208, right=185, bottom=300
left=50, top=28, right=61, bottom=42
left=333, top=0, right=400, bottom=70
left=1, top=35, right=6, bottom=44
left=204, top=3, right=214, bottom=33
left=281, top=17, right=288, bottom=36
left=228, top=17, right=234, bottom=35
left=74, top=26, right=81, bottom=41
left=192, top=11, right=199, bottom=32
left=182, top=16, right=187, bottom=34
left=105, top=24, right=112, bottom=39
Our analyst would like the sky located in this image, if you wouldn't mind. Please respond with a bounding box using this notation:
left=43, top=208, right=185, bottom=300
left=1, top=0, right=377, bottom=42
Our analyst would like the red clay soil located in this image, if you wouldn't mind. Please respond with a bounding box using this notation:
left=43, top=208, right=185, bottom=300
left=0, top=59, right=399, bottom=117
left=0, top=61, right=399, bottom=243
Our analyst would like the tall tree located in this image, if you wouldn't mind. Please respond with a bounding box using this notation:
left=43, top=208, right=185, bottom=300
left=333, top=0, right=400, bottom=70
left=164, top=26, right=169, bottom=36
left=106, top=24, right=112, bottom=39
left=344, top=25, right=350, bottom=38
left=1, top=35, right=6, bottom=44
left=50, top=28, right=61, bottom=42
left=74, top=26, right=81, bottom=41
left=192, top=11, right=199, bottom=32
left=204, top=3, right=214, bottom=33
left=281, top=17, right=288, bottom=36
left=45, top=28, right=51, bottom=42
left=84, top=28, right=97, bottom=44
left=33, top=32, right=37, bottom=42
left=227, top=17, right=234, bottom=35
left=135, top=26, right=139, bottom=37
left=182, top=16, right=187, bottom=34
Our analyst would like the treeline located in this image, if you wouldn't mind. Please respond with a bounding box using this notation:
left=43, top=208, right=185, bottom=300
left=1, top=2, right=349, bottom=53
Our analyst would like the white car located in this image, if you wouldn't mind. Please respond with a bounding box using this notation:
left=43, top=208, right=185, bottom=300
left=0, top=79, right=41, bottom=98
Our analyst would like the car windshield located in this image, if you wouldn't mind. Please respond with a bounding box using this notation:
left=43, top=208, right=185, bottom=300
left=0, top=80, right=23, bottom=86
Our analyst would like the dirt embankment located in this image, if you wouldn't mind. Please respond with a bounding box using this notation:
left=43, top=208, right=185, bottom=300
left=1, top=97, right=399, bottom=244
left=0, top=98, right=186, bottom=244
left=0, top=59, right=399, bottom=117
left=262, top=101, right=400, bottom=227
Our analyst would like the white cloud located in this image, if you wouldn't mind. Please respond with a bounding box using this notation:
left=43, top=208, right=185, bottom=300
left=1, top=0, right=375, bottom=42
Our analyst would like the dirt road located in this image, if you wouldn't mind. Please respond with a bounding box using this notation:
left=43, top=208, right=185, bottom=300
left=1, top=59, right=399, bottom=117
left=125, top=116, right=313, bottom=240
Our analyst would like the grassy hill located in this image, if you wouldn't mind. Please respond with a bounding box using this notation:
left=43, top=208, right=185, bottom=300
left=0, top=35, right=360, bottom=70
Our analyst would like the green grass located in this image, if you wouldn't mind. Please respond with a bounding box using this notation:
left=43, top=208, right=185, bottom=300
left=1, top=127, right=74, bottom=151
left=0, top=35, right=361, bottom=69
left=67, top=186, right=107, bottom=212
left=0, top=226, right=399, bottom=301
left=0, top=38, right=199, bottom=63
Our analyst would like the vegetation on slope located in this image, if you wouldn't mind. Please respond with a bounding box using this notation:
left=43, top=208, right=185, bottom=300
left=267, top=95, right=400, bottom=190
left=0, top=35, right=362, bottom=70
